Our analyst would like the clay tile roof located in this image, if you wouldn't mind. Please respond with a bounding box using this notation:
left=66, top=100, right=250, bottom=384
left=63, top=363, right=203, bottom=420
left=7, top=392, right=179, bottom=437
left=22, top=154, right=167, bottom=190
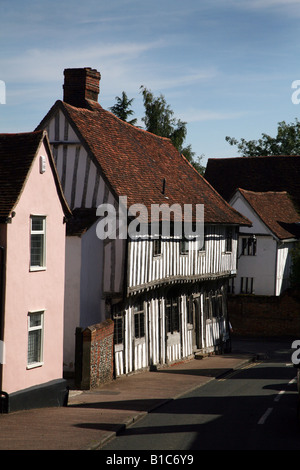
left=40, top=100, right=250, bottom=226
left=205, top=155, right=300, bottom=207
left=238, top=189, right=300, bottom=239
left=0, top=130, right=71, bottom=220
left=0, top=131, right=44, bottom=219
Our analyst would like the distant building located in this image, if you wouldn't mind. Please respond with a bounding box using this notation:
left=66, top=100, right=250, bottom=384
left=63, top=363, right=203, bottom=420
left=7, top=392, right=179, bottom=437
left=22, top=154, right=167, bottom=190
left=205, top=156, right=300, bottom=296
left=229, top=189, right=300, bottom=295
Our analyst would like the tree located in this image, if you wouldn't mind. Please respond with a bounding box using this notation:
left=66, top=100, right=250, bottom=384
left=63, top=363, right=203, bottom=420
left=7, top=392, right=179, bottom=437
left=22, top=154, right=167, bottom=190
left=140, top=86, right=205, bottom=174
left=140, top=86, right=186, bottom=147
left=225, top=118, right=300, bottom=157
left=109, top=91, right=137, bottom=126
left=180, top=144, right=205, bottom=174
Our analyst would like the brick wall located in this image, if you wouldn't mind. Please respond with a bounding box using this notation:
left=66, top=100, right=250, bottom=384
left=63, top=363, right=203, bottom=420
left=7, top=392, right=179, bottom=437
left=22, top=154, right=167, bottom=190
left=75, top=319, right=114, bottom=389
left=228, top=289, right=300, bottom=337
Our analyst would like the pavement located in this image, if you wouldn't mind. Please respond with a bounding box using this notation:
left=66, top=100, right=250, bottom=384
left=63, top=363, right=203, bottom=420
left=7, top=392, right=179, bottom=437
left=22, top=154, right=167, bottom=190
left=0, top=336, right=294, bottom=451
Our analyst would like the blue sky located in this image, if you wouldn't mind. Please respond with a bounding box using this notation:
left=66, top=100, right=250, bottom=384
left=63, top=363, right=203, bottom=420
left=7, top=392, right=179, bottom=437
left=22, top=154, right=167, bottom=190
left=1, top=0, right=300, bottom=165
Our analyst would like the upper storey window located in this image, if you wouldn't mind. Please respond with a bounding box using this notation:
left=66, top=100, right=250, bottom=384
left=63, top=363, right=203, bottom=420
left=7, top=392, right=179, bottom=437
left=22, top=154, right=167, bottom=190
left=30, top=216, right=46, bottom=270
left=225, top=227, right=232, bottom=253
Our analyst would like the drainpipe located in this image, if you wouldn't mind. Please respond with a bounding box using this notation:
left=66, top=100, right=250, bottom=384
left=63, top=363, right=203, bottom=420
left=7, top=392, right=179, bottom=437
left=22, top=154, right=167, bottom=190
left=0, top=245, right=6, bottom=393
left=274, top=240, right=278, bottom=296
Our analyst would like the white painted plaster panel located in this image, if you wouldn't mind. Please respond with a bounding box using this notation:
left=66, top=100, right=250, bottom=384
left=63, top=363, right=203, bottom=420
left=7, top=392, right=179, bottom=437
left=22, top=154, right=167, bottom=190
left=236, top=236, right=277, bottom=295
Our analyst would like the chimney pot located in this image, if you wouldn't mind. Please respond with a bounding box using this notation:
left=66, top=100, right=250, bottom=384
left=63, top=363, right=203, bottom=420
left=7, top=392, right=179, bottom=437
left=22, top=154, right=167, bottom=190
left=63, top=67, right=101, bottom=107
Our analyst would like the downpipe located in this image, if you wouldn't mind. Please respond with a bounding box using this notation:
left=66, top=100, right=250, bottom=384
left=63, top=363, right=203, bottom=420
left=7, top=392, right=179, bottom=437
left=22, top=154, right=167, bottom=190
left=0, top=245, right=6, bottom=409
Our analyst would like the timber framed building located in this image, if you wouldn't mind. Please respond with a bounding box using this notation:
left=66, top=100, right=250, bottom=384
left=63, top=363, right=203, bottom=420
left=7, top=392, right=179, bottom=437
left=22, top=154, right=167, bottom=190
left=37, top=68, right=250, bottom=377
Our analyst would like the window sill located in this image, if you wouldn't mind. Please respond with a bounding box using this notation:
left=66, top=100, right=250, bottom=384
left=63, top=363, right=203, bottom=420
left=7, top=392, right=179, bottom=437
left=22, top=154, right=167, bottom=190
left=27, top=362, right=43, bottom=370
left=29, top=266, right=46, bottom=272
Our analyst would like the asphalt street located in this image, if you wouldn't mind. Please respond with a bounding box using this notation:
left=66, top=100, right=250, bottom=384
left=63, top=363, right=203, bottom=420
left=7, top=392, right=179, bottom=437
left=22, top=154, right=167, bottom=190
left=101, top=337, right=300, bottom=450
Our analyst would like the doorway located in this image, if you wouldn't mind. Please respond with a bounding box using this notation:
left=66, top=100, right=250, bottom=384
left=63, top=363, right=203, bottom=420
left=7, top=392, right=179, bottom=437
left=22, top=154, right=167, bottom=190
left=193, top=296, right=202, bottom=350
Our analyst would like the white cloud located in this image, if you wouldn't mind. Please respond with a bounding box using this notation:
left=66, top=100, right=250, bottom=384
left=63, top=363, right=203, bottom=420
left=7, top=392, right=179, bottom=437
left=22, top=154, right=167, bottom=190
left=1, top=41, right=163, bottom=84
left=143, top=70, right=217, bottom=93
left=1, top=40, right=218, bottom=110
left=224, top=0, right=300, bottom=15
left=242, top=0, right=300, bottom=7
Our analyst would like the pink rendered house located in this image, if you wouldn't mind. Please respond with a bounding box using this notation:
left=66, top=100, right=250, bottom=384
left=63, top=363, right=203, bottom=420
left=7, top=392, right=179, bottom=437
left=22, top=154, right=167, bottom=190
left=0, top=130, right=71, bottom=412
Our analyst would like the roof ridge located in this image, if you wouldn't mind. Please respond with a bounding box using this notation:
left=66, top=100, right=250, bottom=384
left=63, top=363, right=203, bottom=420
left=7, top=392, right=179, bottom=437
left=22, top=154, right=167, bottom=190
left=0, top=129, right=44, bottom=138
left=208, top=154, right=300, bottom=161
left=63, top=100, right=173, bottom=144
left=238, top=188, right=288, bottom=196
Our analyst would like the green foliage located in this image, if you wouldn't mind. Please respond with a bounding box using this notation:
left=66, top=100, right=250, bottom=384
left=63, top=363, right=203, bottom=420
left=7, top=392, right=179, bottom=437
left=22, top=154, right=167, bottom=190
left=290, top=242, right=300, bottom=290
left=109, top=91, right=137, bottom=126
left=140, top=86, right=186, bottom=148
left=180, top=144, right=206, bottom=175
left=226, top=118, right=300, bottom=157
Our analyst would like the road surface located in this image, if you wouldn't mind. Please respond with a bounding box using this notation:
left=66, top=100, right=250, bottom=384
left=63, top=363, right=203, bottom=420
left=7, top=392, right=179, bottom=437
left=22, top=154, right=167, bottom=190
left=101, top=343, right=300, bottom=450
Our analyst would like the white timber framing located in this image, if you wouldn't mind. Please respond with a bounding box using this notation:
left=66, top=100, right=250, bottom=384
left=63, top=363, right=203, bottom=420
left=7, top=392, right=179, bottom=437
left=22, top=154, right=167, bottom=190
left=44, top=108, right=237, bottom=377
left=112, top=224, right=237, bottom=376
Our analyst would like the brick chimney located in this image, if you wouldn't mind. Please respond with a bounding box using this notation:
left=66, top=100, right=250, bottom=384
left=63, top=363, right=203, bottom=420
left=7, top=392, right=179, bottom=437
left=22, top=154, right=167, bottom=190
left=63, top=68, right=101, bottom=107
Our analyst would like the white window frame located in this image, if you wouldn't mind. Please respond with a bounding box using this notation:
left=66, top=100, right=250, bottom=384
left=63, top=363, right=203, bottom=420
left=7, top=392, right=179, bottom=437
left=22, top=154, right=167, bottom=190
left=30, top=215, right=46, bottom=271
left=27, top=310, right=44, bottom=369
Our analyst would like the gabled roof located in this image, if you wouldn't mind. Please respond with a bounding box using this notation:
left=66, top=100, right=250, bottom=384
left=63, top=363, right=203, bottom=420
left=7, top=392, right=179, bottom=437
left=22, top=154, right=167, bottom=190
left=205, top=155, right=300, bottom=207
left=235, top=188, right=300, bottom=240
left=0, top=130, right=71, bottom=221
left=37, top=100, right=250, bottom=227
